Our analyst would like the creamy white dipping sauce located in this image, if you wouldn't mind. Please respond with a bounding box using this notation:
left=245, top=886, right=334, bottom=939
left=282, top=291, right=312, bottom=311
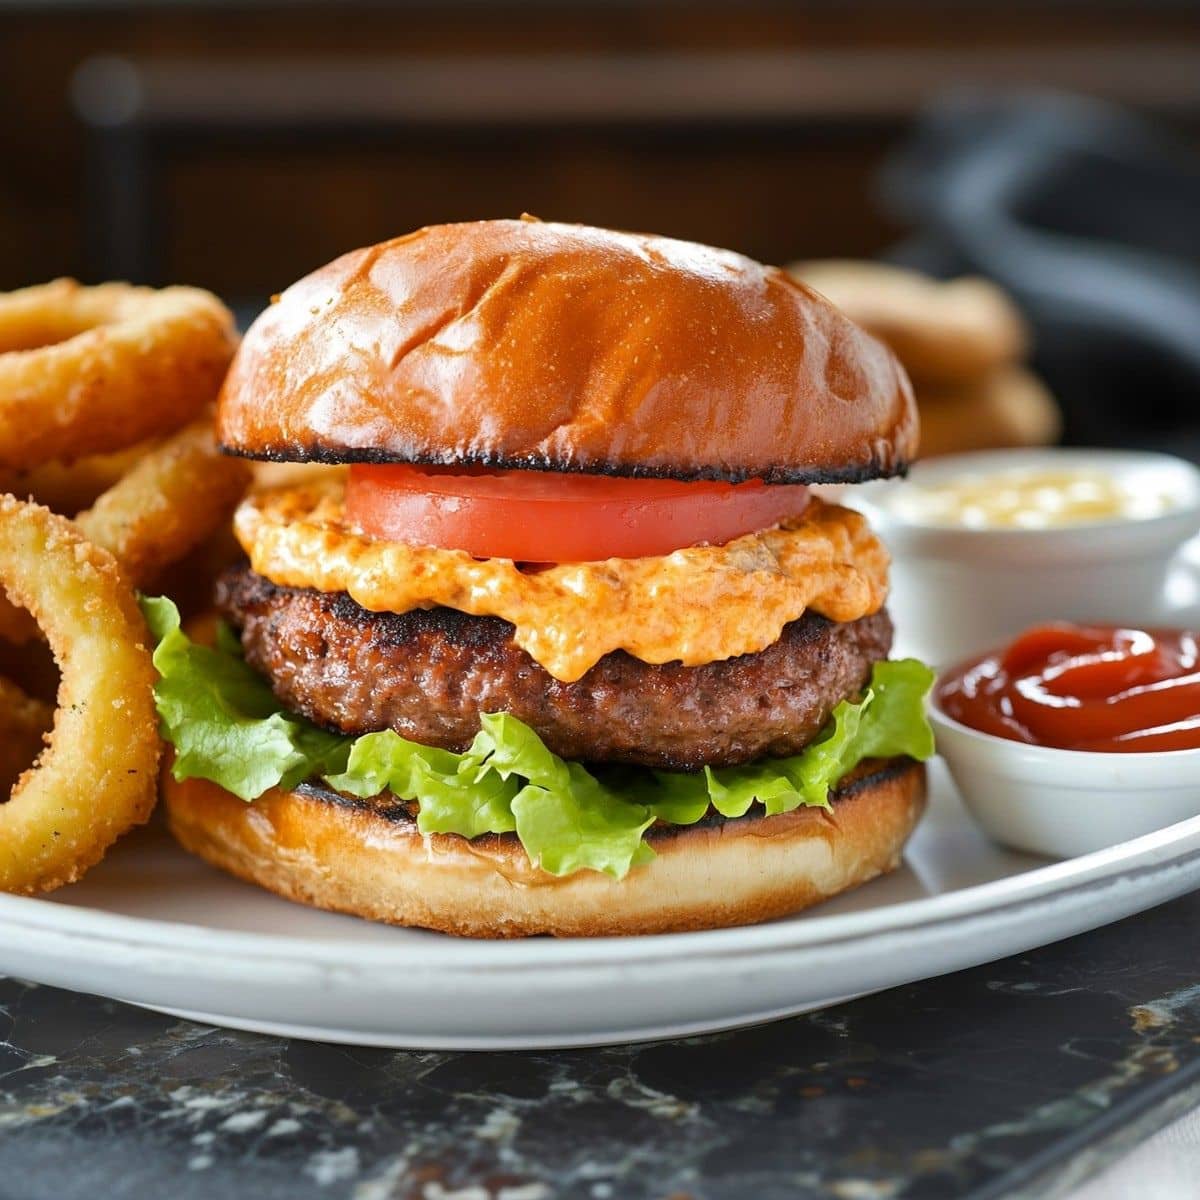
left=883, top=466, right=1181, bottom=530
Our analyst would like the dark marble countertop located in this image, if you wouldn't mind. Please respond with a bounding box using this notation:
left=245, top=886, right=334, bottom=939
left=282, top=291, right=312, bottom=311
left=3, top=892, right=1200, bottom=1200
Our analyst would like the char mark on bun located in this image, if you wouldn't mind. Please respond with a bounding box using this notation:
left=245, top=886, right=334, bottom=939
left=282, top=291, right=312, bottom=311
left=217, top=443, right=910, bottom=488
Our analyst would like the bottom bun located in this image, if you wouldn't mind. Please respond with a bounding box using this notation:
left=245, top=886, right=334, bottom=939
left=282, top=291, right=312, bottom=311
left=163, top=758, right=927, bottom=938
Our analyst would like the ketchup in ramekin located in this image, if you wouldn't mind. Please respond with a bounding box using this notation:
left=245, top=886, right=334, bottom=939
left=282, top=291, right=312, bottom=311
left=936, top=623, right=1200, bottom=753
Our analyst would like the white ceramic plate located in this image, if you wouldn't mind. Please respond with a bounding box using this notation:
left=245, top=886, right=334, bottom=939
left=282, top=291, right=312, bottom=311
left=2, top=760, right=1199, bottom=1049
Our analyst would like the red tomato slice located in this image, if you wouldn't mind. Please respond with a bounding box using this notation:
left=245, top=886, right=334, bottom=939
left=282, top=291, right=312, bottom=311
left=344, top=464, right=810, bottom=562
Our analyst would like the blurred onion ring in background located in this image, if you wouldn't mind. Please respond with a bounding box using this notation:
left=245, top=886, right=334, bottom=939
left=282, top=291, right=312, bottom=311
left=0, top=496, right=159, bottom=894
left=0, top=279, right=237, bottom=471
left=0, top=675, right=52, bottom=795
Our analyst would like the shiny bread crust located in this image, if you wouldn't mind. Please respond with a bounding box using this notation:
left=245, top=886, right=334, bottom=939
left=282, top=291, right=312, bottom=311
left=164, top=758, right=927, bottom=938
left=217, top=220, right=917, bottom=484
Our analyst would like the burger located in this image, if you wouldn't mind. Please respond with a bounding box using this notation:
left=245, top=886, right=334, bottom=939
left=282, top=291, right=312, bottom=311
left=147, top=218, right=935, bottom=938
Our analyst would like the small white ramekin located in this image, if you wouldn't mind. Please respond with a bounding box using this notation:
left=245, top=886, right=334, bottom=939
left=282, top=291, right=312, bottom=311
left=929, top=702, right=1200, bottom=858
left=852, top=448, right=1200, bottom=668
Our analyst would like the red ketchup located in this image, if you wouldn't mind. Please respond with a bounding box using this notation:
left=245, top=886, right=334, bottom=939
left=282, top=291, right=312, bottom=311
left=936, top=623, right=1200, bottom=752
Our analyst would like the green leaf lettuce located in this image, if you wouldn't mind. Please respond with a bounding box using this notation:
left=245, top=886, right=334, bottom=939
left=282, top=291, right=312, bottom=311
left=141, top=596, right=934, bottom=879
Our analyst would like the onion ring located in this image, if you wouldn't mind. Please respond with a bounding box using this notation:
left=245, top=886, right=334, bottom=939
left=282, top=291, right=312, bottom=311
left=0, top=442, right=150, bottom=515
left=0, top=420, right=250, bottom=642
left=76, top=419, right=251, bottom=588
left=0, top=496, right=159, bottom=893
left=0, top=675, right=52, bottom=795
left=0, top=279, right=236, bottom=470
left=0, top=441, right=152, bottom=645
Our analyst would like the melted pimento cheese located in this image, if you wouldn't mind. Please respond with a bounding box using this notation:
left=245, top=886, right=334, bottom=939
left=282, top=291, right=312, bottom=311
left=235, top=484, right=889, bottom=683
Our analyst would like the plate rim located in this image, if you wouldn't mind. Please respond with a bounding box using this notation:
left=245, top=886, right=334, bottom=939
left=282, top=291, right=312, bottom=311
left=4, top=808, right=1200, bottom=974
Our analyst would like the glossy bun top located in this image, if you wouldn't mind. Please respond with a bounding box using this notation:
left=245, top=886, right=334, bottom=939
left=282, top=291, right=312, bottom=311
left=218, top=219, right=917, bottom=483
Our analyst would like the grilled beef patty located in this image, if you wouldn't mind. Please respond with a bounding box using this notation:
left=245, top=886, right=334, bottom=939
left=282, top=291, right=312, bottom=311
left=217, top=564, right=894, bottom=771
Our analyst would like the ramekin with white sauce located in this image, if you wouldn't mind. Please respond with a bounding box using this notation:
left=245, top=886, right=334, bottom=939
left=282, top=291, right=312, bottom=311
left=852, top=448, right=1200, bottom=667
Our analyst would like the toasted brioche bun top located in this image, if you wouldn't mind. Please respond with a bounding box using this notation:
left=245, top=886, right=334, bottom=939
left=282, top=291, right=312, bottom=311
left=218, top=219, right=917, bottom=483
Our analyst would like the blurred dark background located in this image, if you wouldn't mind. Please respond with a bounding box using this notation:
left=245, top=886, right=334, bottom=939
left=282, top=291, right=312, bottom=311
left=3, top=0, right=1200, bottom=450
left=4, top=0, right=1199, bottom=296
